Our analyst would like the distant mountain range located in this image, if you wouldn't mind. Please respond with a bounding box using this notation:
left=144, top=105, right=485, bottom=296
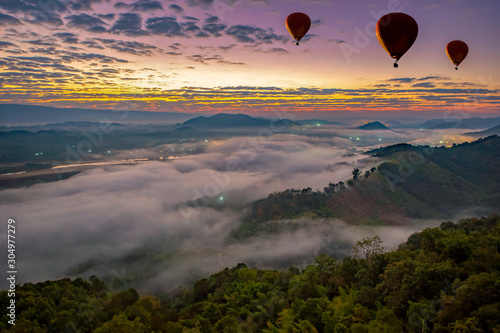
left=234, top=136, right=500, bottom=237
left=178, top=113, right=301, bottom=129
left=464, top=125, right=500, bottom=138
left=356, top=121, right=391, bottom=130
left=418, top=116, right=500, bottom=130
left=0, top=104, right=194, bottom=124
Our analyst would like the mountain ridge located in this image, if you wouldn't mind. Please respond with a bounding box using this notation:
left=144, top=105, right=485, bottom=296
left=356, top=121, right=392, bottom=130
left=234, top=136, right=500, bottom=238
left=178, top=113, right=301, bottom=129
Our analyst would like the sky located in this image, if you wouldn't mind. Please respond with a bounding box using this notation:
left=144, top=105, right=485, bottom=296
left=0, top=0, right=499, bottom=116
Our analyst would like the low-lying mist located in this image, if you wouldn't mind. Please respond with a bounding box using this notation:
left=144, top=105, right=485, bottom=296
left=0, top=133, right=468, bottom=292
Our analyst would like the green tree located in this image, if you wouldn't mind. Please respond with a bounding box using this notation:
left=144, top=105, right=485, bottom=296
left=94, top=313, right=146, bottom=333
left=353, top=236, right=384, bottom=260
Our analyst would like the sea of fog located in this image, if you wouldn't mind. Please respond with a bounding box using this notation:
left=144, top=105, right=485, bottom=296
left=0, top=129, right=477, bottom=292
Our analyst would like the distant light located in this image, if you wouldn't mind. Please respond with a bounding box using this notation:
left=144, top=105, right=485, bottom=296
left=419, top=129, right=423, bottom=131
left=349, top=137, right=352, bottom=140
left=356, top=137, right=360, bottom=141
left=107, top=151, right=111, bottom=154
left=316, top=123, right=320, bottom=126
left=205, top=140, right=208, bottom=142
left=378, top=138, right=382, bottom=141
left=218, top=196, right=224, bottom=201
left=439, top=141, right=443, bottom=144
left=88, top=150, right=92, bottom=153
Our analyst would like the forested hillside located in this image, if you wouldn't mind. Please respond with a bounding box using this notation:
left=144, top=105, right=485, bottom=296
left=235, top=136, right=500, bottom=238
left=2, top=215, right=499, bottom=332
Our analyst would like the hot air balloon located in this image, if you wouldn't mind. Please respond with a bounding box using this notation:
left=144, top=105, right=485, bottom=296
left=376, top=12, right=418, bottom=68
left=286, top=12, right=311, bottom=45
left=446, top=40, right=468, bottom=70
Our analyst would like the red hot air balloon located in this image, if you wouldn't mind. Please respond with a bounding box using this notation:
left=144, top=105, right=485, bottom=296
left=376, top=12, right=418, bottom=68
left=286, top=12, right=311, bottom=45
left=446, top=40, right=469, bottom=70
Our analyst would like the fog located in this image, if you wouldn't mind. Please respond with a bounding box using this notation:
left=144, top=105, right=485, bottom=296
left=0, top=133, right=451, bottom=292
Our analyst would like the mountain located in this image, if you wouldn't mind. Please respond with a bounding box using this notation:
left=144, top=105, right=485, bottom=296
left=296, top=119, right=342, bottom=126
left=419, top=116, right=500, bottom=130
left=235, top=136, right=500, bottom=237
left=0, top=104, right=194, bottom=125
left=179, top=113, right=300, bottom=129
left=465, top=124, right=500, bottom=138
left=356, top=121, right=391, bottom=130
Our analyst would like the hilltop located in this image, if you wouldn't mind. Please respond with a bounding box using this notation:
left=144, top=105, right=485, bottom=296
left=179, top=113, right=300, bottom=129
left=356, top=121, right=391, bottom=130
left=234, top=136, right=500, bottom=238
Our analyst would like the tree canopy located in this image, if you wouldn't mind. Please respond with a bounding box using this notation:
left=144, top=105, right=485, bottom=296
left=1, top=215, right=499, bottom=332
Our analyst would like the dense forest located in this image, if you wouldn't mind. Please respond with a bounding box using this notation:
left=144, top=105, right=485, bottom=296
left=2, top=214, right=499, bottom=332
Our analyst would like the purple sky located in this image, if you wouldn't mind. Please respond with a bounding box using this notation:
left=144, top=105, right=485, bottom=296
left=0, top=0, right=499, bottom=116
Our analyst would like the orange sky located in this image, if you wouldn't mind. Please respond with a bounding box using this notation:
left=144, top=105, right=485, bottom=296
left=0, top=0, right=499, bottom=116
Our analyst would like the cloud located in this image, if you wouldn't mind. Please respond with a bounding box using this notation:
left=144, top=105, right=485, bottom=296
left=204, top=15, right=219, bottom=23
left=95, top=38, right=158, bottom=56
left=53, top=32, right=79, bottom=44
left=225, top=24, right=287, bottom=44
left=169, top=4, right=183, bottom=13
left=80, top=40, right=104, bottom=49
left=65, top=13, right=108, bottom=32
left=131, top=0, right=164, bottom=11
left=0, top=41, right=17, bottom=47
left=386, top=77, right=415, bottom=83
left=0, top=0, right=66, bottom=26
left=202, top=23, right=227, bottom=36
left=184, top=0, right=214, bottom=8
left=311, top=19, right=323, bottom=27
left=181, top=20, right=206, bottom=37
left=146, top=16, right=185, bottom=36
left=67, top=0, right=110, bottom=11
left=412, top=82, right=436, bottom=88
left=98, top=13, right=115, bottom=20
left=416, top=75, right=450, bottom=81
left=330, top=38, right=346, bottom=44
left=110, top=13, right=149, bottom=36
left=254, top=47, right=288, bottom=54
left=219, top=44, right=235, bottom=51
left=115, top=0, right=164, bottom=12
left=0, top=12, right=22, bottom=26
left=217, top=59, right=244, bottom=65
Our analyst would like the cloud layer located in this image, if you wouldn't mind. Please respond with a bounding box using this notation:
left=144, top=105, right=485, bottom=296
left=0, top=134, right=374, bottom=290
left=0, top=131, right=476, bottom=291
